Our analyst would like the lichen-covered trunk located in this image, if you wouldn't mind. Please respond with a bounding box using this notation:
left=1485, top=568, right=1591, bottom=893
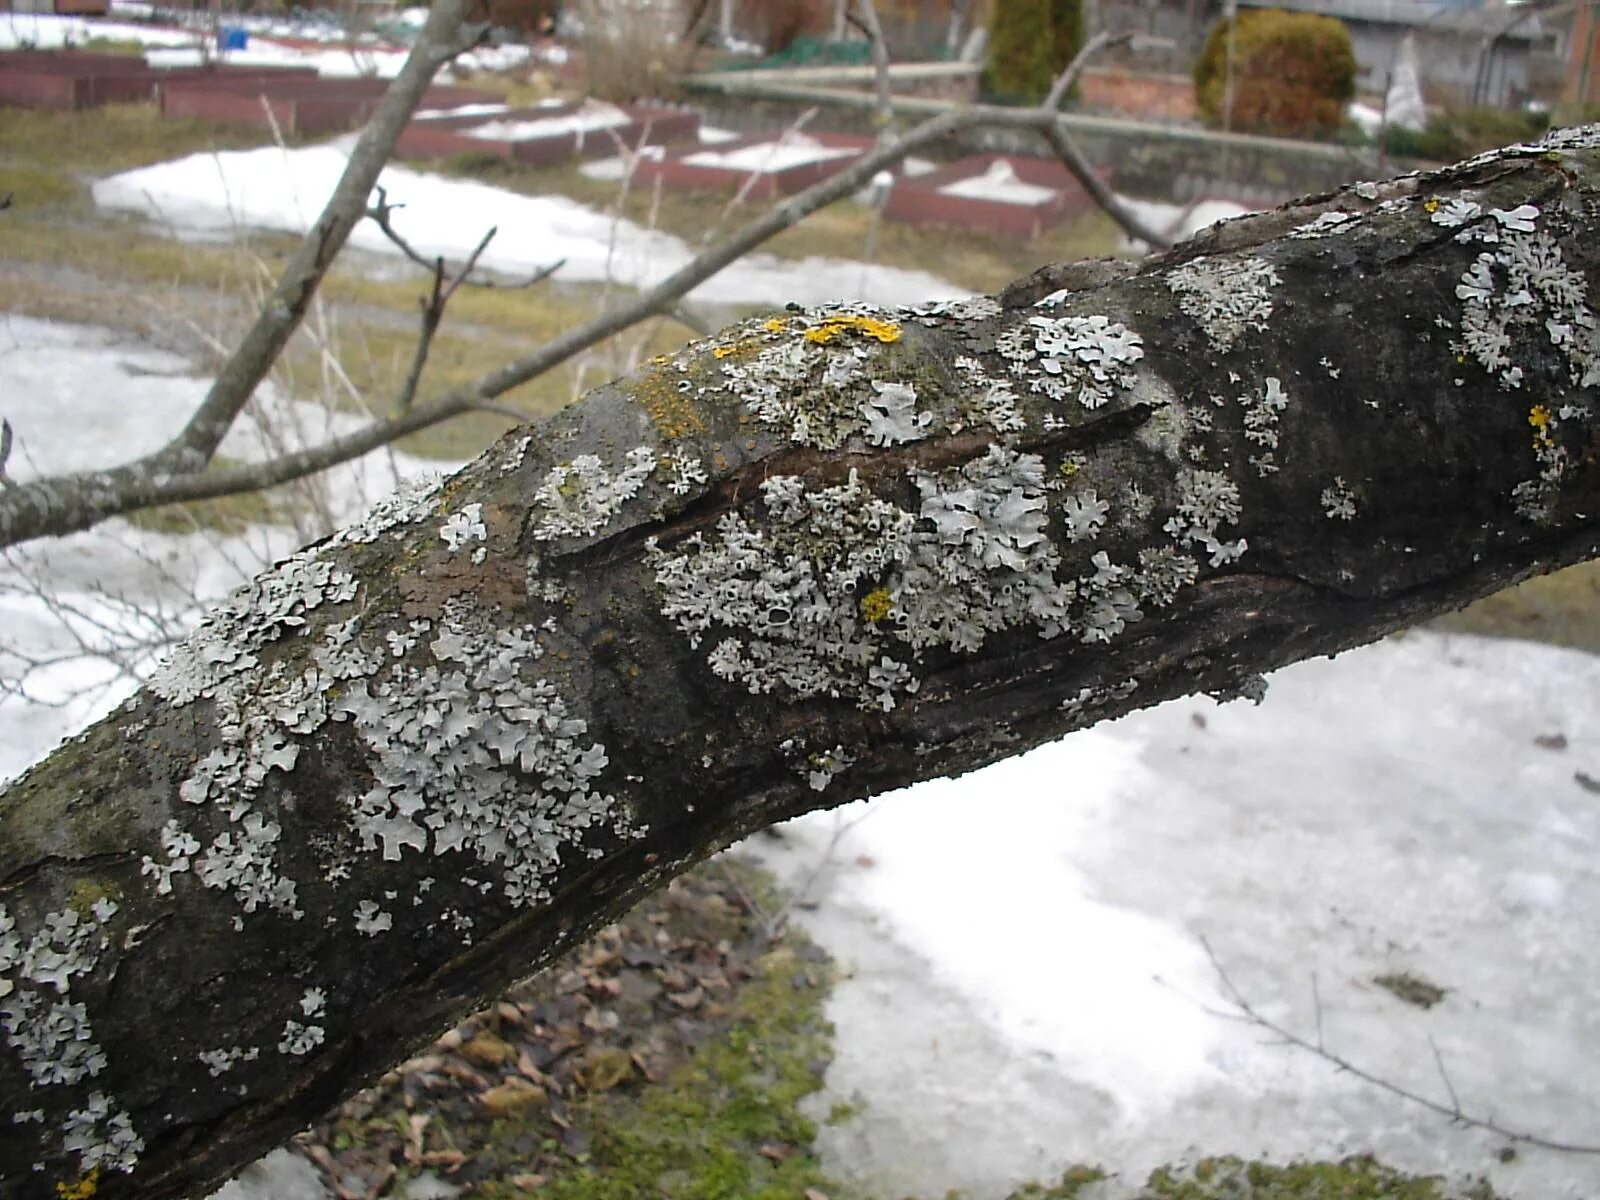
left=3, top=129, right=1599, bottom=1200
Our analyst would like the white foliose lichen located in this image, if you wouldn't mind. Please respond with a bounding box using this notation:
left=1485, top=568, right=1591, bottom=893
left=1449, top=205, right=1599, bottom=391
left=439, top=503, right=487, bottom=553
left=0, top=903, right=138, bottom=1170
left=1012, top=314, right=1144, bottom=410
left=860, top=380, right=932, bottom=447
left=530, top=446, right=658, bottom=542
left=652, top=444, right=1177, bottom=705
left=330, top=603, right=632, bottom=907
left=713, top=308, right=912, bottom=449
left=650, top=470, right=921, bottom=711
left=0, top=903, right=119, bottom=1086
left=661, top=452, right=708, bottom=497
left=951, top=355, right=1026, bottom=433
left=198, top=1044, right=260, bottom=1078
left=333, top=473, right=444, bottom=547
left=1290, top=210, right=1360, bottom=239
left=1321, top=476, right=1359, bottom=520
left=1439, top=203, right=1597, bottom=522
left=1164, top=469, right=1247, bottom=567
left=352, top=900, right=392, bottom=937
left=782, top=741, right=856, bottom=792
left=61, top=1091, right=142, bottom=1175
left=1240, top=376, right=1289, bottom=477
left=278, top=989, right=328, bottom=1055
left=1060, top=489, right=1110, bottom=542
left=1166, top=256, right=1281, bottom=353
left=149, top=548, right=360, bottom=706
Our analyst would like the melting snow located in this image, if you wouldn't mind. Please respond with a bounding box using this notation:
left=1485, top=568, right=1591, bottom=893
left=938, top=160, right=1061, bottom=207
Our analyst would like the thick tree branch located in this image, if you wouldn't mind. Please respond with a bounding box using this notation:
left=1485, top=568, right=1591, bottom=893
left=1, top=128, right=1598, bottom=1200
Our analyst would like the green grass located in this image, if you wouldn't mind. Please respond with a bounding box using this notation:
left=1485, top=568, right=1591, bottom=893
left=1135, top=1156, right=1503, bottom=1199
left=1431, top=561, right=1600, bottom=655
left=517, top=942, right=840, bottom=1200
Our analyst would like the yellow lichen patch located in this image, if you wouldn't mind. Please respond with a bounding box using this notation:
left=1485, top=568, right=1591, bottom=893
left=57, top=1169, right=100, bottom=1200
left=1423, top=196, right=1441, bottom=214
left=860, top=586, right=894, bottom=623
left=763, top=317, right=788, bottom=333
left=713, top=339, right=762, bottom=361
left=803, top=314, right=902, bottom=346
left=636, top=367, right=705, bottom=440
left=1530, top=403, right=1556, bottom=450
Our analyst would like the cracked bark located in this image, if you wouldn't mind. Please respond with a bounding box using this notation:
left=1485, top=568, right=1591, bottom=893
left=1, top=131, right=1598, bottom=1200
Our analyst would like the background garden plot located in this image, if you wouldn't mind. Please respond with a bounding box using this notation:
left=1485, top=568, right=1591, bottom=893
left=92, top=139, right=974, bottom=311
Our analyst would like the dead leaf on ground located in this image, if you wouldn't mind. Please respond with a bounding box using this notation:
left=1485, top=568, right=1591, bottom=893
left=575, top=1045, right=634, bottom=1091
left=479, top=1078, right=548, bottom=1117
left=1575, top=770, right=1600, bottom=795
left=1535, top=732, right=1568, bottom=750
left=1373, top=971, right=1448, bottom=1009
left=667, top=986, right=704, bottom=1011
left=461, top=1032, right=519, bottom=1069
left=758, top=1142, right=797, bottom=1162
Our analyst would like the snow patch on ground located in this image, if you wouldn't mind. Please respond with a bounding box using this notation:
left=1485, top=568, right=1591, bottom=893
left=0, top=315, right=444, bottom=782
left=0, top=11, right=194, bottom=48
left=1114, top=194, right=1255, bottom=252
left=745, top=631, right=1600, bottom=1199
left=0, top=10, right=530, bottom=76
left=92, top=141, right=969, bottom=309
left=938, top=160, right=1061, bottom=206
left=681, top=132, right=859, bottom=173
left=462, top=100, right=631, bottom=143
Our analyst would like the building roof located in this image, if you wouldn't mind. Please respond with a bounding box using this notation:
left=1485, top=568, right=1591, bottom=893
left=1233, top=0, right=1551, bottom=41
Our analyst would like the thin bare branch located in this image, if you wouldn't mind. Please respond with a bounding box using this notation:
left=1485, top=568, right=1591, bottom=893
left=852, top=0, right=894, bottom=130
left=666, top=304, right=714, bottom=338
left=1038, top=121, right=1173, bottom=250
left=367, top=186, right=565, bottom=288
left=1043, top=29, right=1131, bottom=111
left=396, top=225, right=497, bottom=414
left=1311, top=970, right=1324, bottom=1051
left=1201, top=937, right=1600, bottom=1156
left=1429, top=1034, right=1463, bottom=1118
left=0, top=417, right=12, bottom=488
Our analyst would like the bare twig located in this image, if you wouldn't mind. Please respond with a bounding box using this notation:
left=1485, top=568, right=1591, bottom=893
left=1311, top=970, right=1324, bottom=1051
left=769, top=807, right=877, bottom=933
left=1429, top=1034, right=1463, bottom=1118
left=1201, top=937, right=1600, bottom=1156
left=1043, top=30, right=1131, bottom=111
left=366, top=186, right=565, bottom=289
left=0, top=192, right=13, bottom=212
left=852, top=0, right=894, bottom=130
left=0, top=418, right=12, bottom=489
left=396, top=225, right=497, bottom=414
left=1039, top=121, right=1171, bottom=250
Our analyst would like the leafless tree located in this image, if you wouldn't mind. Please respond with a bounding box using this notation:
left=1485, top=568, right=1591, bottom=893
left=0, top=1, right=1168, bottom=550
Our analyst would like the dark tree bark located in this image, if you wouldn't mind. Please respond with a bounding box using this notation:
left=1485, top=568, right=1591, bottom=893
left=3, top=128, right=1599, bottom=1200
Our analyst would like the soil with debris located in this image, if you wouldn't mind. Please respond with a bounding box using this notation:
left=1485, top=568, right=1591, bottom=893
left=292, top=855, right=839, bottom=1199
